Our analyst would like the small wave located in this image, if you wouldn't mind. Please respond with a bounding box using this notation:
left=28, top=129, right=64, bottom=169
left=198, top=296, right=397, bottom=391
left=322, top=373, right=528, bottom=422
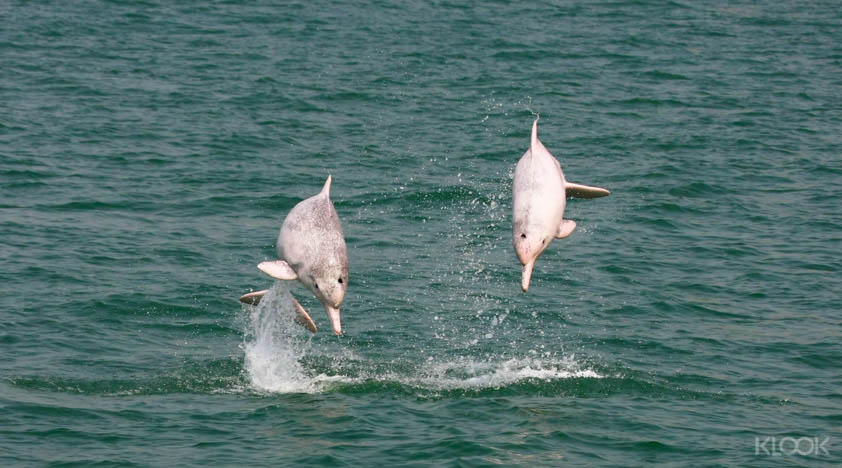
left=6, top=357, right=244, bottom=396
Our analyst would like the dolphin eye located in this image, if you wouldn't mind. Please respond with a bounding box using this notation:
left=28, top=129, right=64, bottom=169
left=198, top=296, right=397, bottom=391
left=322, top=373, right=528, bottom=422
left=338, top=278, right=343, bottom=284
left=541, top=239, right=545, bottom=244
left=520, top=233, right=526, bottom=239
left=313, top=282, right=319, bottom=290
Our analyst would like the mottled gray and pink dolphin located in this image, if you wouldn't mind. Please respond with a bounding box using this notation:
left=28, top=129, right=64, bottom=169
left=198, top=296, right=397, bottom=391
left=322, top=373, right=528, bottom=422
left=240, top=176, right=349, bottom=335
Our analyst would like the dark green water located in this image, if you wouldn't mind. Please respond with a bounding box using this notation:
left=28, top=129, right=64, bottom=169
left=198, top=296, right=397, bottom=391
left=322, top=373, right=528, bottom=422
left=2, top=1, right=840, bottom=466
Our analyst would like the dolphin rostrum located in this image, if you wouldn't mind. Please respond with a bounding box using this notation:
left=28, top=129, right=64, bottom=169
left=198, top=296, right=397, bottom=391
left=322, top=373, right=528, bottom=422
left=240, top=175, right=349, bottom=335
left=512, top=118, right=609, bottom=292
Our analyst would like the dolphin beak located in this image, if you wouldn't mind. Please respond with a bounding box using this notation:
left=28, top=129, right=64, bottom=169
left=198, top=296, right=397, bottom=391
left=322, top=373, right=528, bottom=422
left=326, top=306, right=342, bottom=335
left=521, top=261, right=534, bottom=292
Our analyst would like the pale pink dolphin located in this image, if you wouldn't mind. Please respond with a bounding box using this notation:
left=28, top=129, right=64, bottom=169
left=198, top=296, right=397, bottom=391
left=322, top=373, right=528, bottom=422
left=512, top=118, right=610, bottom=292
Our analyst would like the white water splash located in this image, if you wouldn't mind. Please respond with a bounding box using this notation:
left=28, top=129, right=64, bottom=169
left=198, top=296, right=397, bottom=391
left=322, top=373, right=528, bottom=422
left=238, top=284, right=600, bottom=395
left=241, top=282, right=317, bottom=393
left=415, top=355, right=601, bottom=390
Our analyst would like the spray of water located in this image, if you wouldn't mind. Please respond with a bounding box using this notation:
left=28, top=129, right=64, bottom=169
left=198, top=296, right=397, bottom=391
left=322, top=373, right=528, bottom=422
left=238, top=279, right=601, bottom=394
left=241, top=282, right=317, bottom=393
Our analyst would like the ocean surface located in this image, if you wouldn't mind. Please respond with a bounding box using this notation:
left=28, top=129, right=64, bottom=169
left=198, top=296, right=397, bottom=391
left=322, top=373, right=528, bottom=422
left=2, top=1, right=840, bottom=466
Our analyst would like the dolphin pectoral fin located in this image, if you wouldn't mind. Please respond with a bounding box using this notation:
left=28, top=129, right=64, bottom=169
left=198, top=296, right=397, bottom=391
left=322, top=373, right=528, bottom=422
left=557, top=220, right=577, bottom=239
left=239, top=289, right=269, bottom=305
left=565, top=182, right=610, bottom=199
left=257, top=260, right=298, bottom=280
left=290, top=295, right=318, bottom=333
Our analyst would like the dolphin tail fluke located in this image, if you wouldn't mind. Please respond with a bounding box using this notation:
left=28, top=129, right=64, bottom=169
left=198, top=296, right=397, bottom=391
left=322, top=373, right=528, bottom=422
left=241, top=288, right=317, bottom=333
left=565, top=182, right=610, bottom=199
left=291, top=294, right=318, bottom=333
left=239, top=289, right=269, bottom=305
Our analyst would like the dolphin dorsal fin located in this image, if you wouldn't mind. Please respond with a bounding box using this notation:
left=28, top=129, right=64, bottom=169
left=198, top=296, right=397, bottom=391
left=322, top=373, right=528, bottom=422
left=321, top=175, right=332, bottom=197
left=530, top=117, right=540, bottom=153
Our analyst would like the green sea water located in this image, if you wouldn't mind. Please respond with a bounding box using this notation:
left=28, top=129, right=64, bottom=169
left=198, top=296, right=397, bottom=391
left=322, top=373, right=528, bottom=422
left=2, top=1, right=840, bottom=466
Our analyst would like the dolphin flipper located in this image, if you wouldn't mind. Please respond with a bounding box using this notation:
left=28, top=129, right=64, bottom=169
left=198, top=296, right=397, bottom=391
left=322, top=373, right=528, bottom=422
left=557, top=220, right=577, bottom=239
left=565, top=182, right=610, bottom=199
left=258, top=260, right=298, bottom=280
left=239, top=289, right=269, bottom=305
